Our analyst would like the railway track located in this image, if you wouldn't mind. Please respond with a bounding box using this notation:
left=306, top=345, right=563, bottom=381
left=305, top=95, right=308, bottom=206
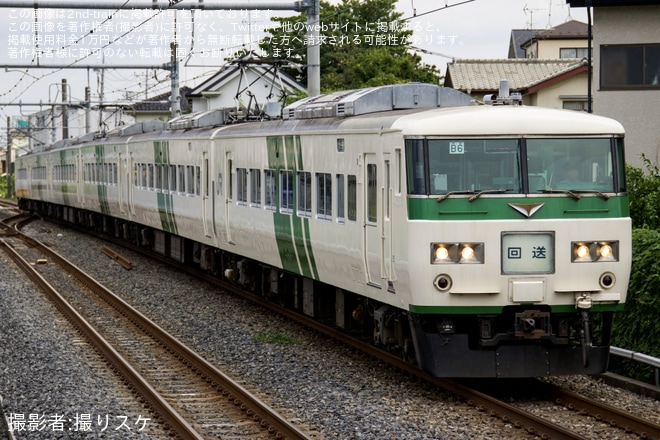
left=79, top=223, right=660, bottom=440
left=0, top=214, right=313, bottom=440
left=10, top=213, right=660, bottom=439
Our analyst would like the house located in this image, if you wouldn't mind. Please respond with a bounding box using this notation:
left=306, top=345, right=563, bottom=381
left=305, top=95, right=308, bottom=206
left=567, top=0, right=660, bottom=168
left=520, top=20, right=589, bottom=59
left=509, top=29, right=542, bottom=59
left=124, top=87, right=193, bottom=122
left=445, top=58, right=589, bottom=109
left=447, top=20, right=591, bottom=110
left=188, top=53, right=306, bottom=114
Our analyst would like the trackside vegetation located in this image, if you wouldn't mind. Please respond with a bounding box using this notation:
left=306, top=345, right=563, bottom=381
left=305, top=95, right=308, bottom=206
left=608, top=157, right=660, bottom=382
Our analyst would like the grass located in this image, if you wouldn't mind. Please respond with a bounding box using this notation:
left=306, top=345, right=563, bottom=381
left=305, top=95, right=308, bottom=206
left=253, top=330, right=303, bottom=345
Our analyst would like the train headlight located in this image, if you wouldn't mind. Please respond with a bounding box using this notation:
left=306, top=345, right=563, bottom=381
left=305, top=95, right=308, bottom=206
left=461, top=246, right=475, bottom=261
left=571, top=241, right=619, bottom=262
left=434, top=246, right=450, bottom=262
left=575, top=244, right=591, bottom=261
left=431, top=243, right=484, bottom=264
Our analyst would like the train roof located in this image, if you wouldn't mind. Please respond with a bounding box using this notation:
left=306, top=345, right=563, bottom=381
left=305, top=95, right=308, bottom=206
left=389, top=104, right=626, bottom=137
left=19, top=84, right=625, bottom=156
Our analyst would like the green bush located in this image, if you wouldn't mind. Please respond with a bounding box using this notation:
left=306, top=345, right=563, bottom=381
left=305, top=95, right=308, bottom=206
left=626, top=155, right=660, bottom=229
left=608, top=229, right=660, bottom=382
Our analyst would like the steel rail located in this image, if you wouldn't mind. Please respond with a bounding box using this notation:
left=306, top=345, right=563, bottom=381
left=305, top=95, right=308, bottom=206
left=15, top=231, right=312, bottom=440
left=0, top=239, right=204, bottom=440
left=32, top=217, right=656, bottom=440
left=136, top=248, right=586, bottom=440
left=541, top=382, right=660, bottom=439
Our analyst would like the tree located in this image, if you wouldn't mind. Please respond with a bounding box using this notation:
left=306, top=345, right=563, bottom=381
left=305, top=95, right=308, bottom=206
left=626, top=155, right=660, bottom=229
left=260, top=0, right=441, bottom=92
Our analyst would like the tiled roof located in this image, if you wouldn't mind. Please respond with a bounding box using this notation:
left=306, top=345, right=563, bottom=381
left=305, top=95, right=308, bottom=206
left=509, top=29, right=542, bottom=58
left=445, top=58, right=587, bottom=93
left=127, top=86, right=193, bottom=113
left=530, top=20, right=588, bottom=41
left=190, top=53, right=305, bottom=97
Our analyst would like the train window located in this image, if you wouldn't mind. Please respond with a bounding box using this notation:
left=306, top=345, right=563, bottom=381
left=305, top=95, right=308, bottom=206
left=147, top=164, right=154, bottom=189
left=367, top=164, right=377, bottom=223
left=428, top=139, right=521, bottom=194
left=178, top=166, right=185, bottom=193
left=237, top=168, right=248, bottom=205
left=155, top=165, right=162, bottom=191
left=395, top=149, right=402, bottom=195
left=141, top=164, right=148, bottom=188
left=227, top=160, right=233, bottom=200
left=162, top=165, right=170, bottom=192
left=280, top=170, right=293, bottom=214
left=196, top=166, right=201, bottom=196
left=526, top=138, right=615, bottom=192
left=348, top=175, right=357, bottom=222
left=316, top=172, right=332, bottom=221
left=186, top=166, right=194, bottom=195
left=298, top=171, right=312, bottom=217
left=406, top=139, right=426, bottom=195
left=385, top=160, right=391, bottom=219
left=264, top=169, right=276, bottom=211
left=336, top=174, right=345, bottom=224
left=204, top=159, right=209, bottom=197
left=170, top=165, right=177, bottom=192
left=250, top=168, right=261, bottom=207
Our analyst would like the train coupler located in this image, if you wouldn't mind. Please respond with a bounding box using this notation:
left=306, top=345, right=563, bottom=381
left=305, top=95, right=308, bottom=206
left=514, top=309, right=551, bottom=339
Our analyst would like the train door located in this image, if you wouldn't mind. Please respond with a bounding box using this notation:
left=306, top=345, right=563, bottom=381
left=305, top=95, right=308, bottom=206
left=364, top=153, right=385, bottom=288
left=202, top=151, right=215, bottom=241
left=224, top=151, right=234, bottom=244
left=128, top=152, right=135, bottom=215
left=118, top=153, right=127, bottom=215
left=76, top=153, right=83, bottom=206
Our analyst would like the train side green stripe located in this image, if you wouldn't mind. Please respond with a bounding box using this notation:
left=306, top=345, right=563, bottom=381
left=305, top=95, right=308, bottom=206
left=408, top=196, right=629, bottom=220
left=154, top=140, right=178, bottom=234
left=59, top=150, right=71, bottom=207
left=268, top=135, right=318, bottom=279
left=95, top=144, right=110, bottom=215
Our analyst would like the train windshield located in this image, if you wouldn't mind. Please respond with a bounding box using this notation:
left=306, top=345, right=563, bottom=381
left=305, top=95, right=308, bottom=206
left=406, top=137, right=624, bottom=195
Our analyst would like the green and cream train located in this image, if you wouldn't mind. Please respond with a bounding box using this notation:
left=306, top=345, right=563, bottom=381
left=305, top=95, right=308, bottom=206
left=15, top=83, right=631, bottom=377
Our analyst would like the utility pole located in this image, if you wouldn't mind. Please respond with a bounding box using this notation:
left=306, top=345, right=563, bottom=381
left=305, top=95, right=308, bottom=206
left=6, top=117, right=12, bottom=199
left=62, top=78, right=69, bottom=140
left=170, top=41, right=181, bottom=119
left=307, top=0, right=320, bottom=97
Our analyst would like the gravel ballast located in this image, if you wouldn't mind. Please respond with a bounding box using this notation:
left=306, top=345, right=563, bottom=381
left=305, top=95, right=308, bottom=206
left=1, top=214, right=658, bottom=439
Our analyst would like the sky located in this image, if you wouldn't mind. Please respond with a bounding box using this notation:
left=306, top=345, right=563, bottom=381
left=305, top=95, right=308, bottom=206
left=0, top=0, right=588, bottom=124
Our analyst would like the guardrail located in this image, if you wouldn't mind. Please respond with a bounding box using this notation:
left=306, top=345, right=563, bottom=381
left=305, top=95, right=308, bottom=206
left=610, top=346, right=660, bottom=387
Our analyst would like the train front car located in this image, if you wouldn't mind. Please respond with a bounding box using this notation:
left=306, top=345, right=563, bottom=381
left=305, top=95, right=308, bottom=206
left=399, top=104, right=631, bottom=378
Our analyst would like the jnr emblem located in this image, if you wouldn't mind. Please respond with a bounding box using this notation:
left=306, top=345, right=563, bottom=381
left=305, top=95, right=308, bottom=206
left=508, top=203, right=544, bottom=218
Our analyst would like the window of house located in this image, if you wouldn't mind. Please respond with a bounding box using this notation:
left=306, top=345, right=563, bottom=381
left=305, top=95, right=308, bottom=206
left=601, top=44, right=660, bottom=89
left=562, top=100, right=588, bottom=111
left=560, top=47, right=589, bottom=59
